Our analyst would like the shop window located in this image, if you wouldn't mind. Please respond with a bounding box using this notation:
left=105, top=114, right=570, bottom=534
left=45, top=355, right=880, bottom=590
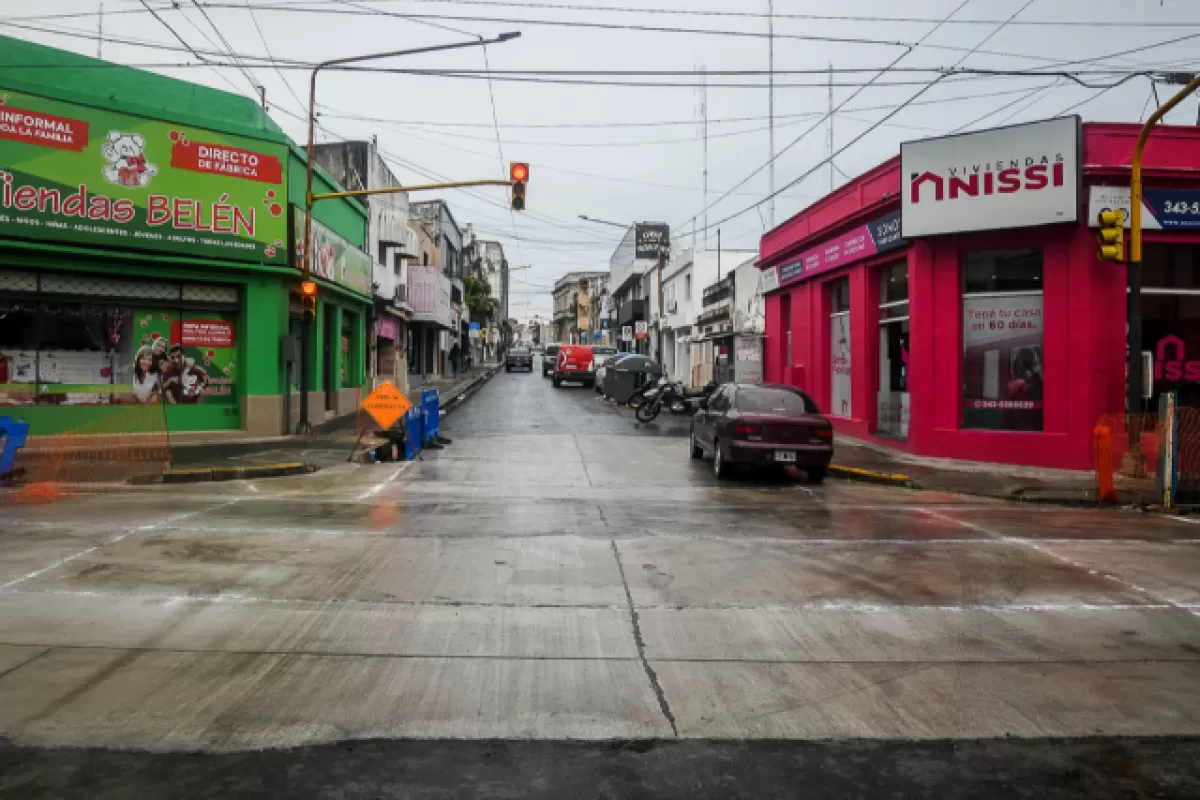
left=1142, top=244, right=1200, bottom=409
left=829, top=277, right=851, bottom=417
left=0, top=300, right=237, bottom=406
left=341, top=312, right=357, bottom=388
left=961, top=249, right=1044, bottom=432
left=781, top=293, right=792, bottom=370
left=878, top=262, right=910, bottom=439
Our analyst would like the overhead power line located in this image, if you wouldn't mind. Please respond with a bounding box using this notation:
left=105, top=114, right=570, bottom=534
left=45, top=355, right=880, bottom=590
left=10, top=0, right=1198, bottom=29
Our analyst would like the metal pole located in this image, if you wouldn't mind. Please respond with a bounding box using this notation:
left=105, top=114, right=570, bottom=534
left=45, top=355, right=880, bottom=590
left=1128, top=74, right=1200, bottom=439
left=297, top=32, right=519, bottom=435
left=767, top=0, right=775, bottom=228
left=717, top=228, right=722, bottom=281
left=657, top=246, right=664, bottom=364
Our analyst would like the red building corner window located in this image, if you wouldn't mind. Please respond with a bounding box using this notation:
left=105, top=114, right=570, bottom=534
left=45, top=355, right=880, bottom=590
left=961, top=248, right=1044, bottom=432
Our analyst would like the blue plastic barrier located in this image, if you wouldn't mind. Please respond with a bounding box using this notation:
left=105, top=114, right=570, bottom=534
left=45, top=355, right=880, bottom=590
left=421, top=388, right=440, bottom=445
left=403, top=406, right=423, bottom=460
left=0, top=416, right=29, bottom=485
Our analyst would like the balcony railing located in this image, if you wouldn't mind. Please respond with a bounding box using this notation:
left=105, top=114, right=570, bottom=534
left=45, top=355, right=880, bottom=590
left=702, top=275, right=734, bottom=307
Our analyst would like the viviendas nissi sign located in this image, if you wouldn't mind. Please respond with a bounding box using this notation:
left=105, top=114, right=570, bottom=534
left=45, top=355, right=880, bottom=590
left=0, top=89, right=287, bottom=265
left=901, top=116, right=1080, bottom=238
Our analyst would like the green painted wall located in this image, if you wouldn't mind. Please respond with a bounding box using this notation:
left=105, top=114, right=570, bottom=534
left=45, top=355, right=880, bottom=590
left=0, top=36, right=372, bottom=435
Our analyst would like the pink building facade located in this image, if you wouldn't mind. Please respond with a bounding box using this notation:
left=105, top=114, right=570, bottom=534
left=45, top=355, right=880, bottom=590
left=760, top=120, right=1200, bottom=470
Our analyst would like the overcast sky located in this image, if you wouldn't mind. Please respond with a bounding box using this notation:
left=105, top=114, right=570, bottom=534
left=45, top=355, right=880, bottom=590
left=3, top=0, right=1199, bottom=317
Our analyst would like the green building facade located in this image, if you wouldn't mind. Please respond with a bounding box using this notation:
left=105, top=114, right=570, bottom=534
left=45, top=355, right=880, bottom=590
left=0, top=36, right=371, bottom=437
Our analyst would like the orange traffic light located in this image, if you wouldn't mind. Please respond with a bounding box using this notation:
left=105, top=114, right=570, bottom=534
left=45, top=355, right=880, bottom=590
left=300, top=280, right=318, bottom=321
left=510, top=162, right=529, bottom=182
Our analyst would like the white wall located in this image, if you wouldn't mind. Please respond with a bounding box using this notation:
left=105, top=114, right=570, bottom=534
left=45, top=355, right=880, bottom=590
left=732, top=255, right=768, bottom=334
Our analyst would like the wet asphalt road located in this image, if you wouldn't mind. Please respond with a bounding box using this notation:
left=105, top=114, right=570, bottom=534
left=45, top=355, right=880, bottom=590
left=2, top=357, right=1200, bottom=797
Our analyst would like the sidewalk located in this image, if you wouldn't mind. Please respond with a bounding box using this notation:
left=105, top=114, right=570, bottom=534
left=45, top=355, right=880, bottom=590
left=830, top=434, right=1155, bottom=505
left=164, top=362, right=504, bottom=474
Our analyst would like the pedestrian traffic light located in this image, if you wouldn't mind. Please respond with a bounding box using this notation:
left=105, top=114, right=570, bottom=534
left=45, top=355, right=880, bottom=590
left=1097, top=208, right=1126, bottom=262
left=510, top=162, right=528, bottom=211
left=300, top=280, right=318, bottom=322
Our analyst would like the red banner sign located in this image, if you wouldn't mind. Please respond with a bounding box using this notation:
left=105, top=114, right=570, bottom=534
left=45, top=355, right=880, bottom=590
left=0, top=104, right=89, bottom=152
left=170, top=140, right=282, bottom=184
left=181, top=319, right=236, bottom=348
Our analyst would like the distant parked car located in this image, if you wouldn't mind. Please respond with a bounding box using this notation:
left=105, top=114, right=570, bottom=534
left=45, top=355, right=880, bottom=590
left=542, top=344, right=561, bottom=377
left=530, top=344, right=544, bottom=355
left=689, top=384, right=833, bottom=483
left=505, top=347, right=533, bottom=372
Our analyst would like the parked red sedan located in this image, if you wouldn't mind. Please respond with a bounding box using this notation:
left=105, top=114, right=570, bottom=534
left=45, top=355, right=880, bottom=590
left=689, top=384, right=833, bottom=482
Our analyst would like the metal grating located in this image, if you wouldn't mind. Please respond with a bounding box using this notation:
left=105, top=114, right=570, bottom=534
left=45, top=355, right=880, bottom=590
left=0, top=269, right=39, bottom=292
left=40, top=274, right=180, bottom=301
left=182, top=284, right=238, bottom=304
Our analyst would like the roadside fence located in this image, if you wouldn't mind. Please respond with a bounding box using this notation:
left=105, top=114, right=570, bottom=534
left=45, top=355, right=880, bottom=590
left=0, top=390, right=170, bottom=503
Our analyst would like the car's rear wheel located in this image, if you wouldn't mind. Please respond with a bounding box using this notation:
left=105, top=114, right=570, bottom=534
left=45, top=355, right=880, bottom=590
left=552, top=377, right=561, bottom=387
left=689, top=426, right=703, bottom=460
left=713, top=440, right=731, bottom=480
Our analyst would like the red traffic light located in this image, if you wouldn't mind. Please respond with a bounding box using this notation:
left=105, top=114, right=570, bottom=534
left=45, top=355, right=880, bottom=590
left=300, top=280, right=318, bottom=297
left=510, top=162, right=529, bottom=182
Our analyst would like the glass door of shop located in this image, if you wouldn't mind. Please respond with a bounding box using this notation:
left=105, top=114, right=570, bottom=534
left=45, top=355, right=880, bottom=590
left=877, top=262, right=910, bottom=439
left=1141, top=244, right=1200, bottom=411
left=829, top=278, right=851, bottom=418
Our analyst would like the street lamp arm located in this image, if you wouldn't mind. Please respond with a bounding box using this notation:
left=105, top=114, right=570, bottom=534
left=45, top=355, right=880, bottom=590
left=577, top=214, right=628, bottom=229
left=296, top=30, right=520, bottom=435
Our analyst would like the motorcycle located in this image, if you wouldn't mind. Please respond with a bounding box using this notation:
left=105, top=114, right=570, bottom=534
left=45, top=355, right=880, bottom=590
left=635, top=379, right=717, bottom=422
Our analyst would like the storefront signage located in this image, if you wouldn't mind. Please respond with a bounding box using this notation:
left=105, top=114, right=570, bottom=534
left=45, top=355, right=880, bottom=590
left=0, top=89, right=288, bottom=264
left=634, top=320, right=649, bottom=340
left=294, top=208, right=372, bottom=297
left=377, top=317, right=398, bottom=340
left=181, top=319, right=235, bottom=348
left=776, top=211, right=905, bottom=288
left=171, top=140, right=283, bottom=184
left=622, top=325, right=633, bottom=342
left=408, top=265, right=453, bottom=328
left=1088, top=185, right=1200, bottom=231
left=962, top=295, right=1044, bottom=414
left=469, top=321, right=480, bottom=338
left=634, top=222, right=669, bottom=260
left=901, top=116, right=1080, bottom=238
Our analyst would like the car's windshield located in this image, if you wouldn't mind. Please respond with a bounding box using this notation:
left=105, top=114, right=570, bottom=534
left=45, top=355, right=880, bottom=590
left=735, top=387, right=819, bottom=414
left=510, top=348, right=529, bottom=356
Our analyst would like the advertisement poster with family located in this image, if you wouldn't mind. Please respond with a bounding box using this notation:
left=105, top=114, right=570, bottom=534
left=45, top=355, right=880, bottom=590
left=131, top=309, right=236, bottom=404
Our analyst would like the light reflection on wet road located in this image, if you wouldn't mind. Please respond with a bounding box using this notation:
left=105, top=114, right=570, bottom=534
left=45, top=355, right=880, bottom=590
left=1, top=361, right=1199, bottom=754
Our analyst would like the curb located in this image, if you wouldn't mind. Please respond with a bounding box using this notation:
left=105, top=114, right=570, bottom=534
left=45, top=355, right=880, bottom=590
left=155, top=461, right=312, bottom=484
left=828, top=464, right=912, bottom=487
left=440, top=364, right=504, bottom=414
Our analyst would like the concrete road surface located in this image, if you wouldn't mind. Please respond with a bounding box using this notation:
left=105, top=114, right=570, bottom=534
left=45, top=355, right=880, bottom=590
left=2, top=359, right=1200, bottom=797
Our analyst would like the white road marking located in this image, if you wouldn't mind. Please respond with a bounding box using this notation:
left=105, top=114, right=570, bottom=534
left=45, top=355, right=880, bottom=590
left=0, top=499, right=240, bottom=591
left=356, top=461, right=412, bottom=501
left=920, top=508, right=1200, bottom=618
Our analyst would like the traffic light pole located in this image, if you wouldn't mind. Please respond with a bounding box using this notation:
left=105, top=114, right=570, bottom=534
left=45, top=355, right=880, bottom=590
left=656, top=246, right=665, bottom=365
left=298, top=33, right=519, bottom=435
left=1127, top=73, right=1200, bottom=445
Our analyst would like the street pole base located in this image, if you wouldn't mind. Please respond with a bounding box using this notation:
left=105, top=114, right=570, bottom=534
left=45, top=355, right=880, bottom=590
left=295, top=421, right=314, bottom=436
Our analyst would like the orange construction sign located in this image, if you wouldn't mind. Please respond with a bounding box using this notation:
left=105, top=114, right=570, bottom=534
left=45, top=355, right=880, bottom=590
left=361, top=381, right=412, bottom=430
